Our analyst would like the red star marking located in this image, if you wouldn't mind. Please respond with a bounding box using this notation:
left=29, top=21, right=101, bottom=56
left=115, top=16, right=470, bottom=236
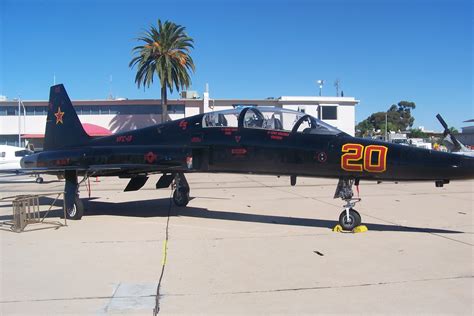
left=144, top=151, right=157, bottom=164
left=55, top=107, right=64, bottom=124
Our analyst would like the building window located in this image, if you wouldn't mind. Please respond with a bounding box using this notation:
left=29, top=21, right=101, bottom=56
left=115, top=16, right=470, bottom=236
left=168, top=104, right=185, bottom=114
left=109, top=106, right=120, bottom=114
left=0, top=135, right=23, bottom=147
left=26, top=107, right=35, bottom=115
left=35, top=107, right=48, bottom=115
left=81, top=106, right=92, bottom=115
left=6, top=107, right=17, bottom=116
left=320, top=106, right=337, bottom=120
left=100, top=106, right=110, bottom=115
left=90, top=106, right=100, bottom=115
left=0, top=104, right=185, bottom=116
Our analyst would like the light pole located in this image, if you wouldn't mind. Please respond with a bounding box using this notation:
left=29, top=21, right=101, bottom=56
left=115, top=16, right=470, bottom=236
left=18, top=98, right=21, bottom=146
left=17, top=96, right=26, bottom=147
left=385, top=112, right=388, bottom=142
left=317, top=80, right=324, bottom=96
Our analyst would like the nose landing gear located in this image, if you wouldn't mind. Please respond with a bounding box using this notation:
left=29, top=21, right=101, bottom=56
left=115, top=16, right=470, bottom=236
left=334, top=178, right=362, bottom=231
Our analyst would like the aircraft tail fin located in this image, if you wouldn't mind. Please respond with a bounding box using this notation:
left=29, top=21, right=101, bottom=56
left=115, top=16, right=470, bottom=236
left=44, top=84, right=90, bottom=150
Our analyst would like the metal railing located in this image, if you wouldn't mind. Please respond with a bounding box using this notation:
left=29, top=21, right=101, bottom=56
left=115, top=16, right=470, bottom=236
left=0, top=192, right=67, bottom=232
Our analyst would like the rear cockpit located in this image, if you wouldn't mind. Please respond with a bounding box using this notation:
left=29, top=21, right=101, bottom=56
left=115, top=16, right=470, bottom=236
left=201, top=106, right=343, bottom=135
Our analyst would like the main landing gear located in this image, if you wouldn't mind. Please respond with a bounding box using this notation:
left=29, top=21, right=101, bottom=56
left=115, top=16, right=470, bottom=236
left=172, top=172, right=190, bottom=207
left=64, top=170, right=84, bottom=220
left=334, top=178, right=362, bottom=231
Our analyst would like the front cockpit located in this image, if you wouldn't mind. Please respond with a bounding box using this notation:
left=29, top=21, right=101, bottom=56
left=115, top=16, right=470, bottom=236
left=202, top=106, right=343, bottom=135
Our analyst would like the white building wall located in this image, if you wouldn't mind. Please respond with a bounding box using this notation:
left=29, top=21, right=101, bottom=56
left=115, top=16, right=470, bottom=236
left=1, top=116, right=49, bottom=135
left=280, top=104, right=319, bottom=118
left=334, top=105, right=355, bottom=136
left=0, top=95, right=358, bottom=141
left=185, top=107, right=200, bottom=117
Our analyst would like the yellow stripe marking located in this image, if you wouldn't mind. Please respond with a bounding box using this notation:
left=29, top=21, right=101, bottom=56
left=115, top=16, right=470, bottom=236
left=161, top=240, right=168, bottom=266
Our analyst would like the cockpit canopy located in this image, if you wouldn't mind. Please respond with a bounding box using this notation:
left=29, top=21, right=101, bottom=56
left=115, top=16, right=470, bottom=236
left=202, top=106, right=343, bottom=135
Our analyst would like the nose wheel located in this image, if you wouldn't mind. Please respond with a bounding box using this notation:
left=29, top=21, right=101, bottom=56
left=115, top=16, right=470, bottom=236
left=338, top=208, right=361, bottom=231
left=334, top=178, right=363, bottom=231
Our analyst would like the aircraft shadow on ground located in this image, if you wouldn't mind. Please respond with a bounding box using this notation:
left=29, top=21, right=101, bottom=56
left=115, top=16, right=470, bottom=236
left=0, top=196, right=98, bottom=218
left=83, top=197, right=462, bottom=234
left=0, top=196, right=463, bottom=234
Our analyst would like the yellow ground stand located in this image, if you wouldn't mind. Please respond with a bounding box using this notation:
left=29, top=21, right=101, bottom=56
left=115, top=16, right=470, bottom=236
left=332, top=224, right=368, bottom=233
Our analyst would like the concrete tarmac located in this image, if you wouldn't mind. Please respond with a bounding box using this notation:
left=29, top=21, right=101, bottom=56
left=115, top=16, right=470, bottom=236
left=0, top=173, right=473, bottom=315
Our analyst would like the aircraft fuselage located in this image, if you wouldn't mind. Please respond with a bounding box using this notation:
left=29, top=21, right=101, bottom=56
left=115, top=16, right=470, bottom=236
left=22, top=113, right=474, bottom=182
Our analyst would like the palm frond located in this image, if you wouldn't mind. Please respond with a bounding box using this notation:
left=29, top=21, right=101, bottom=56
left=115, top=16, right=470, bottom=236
left=129, top=19, right=195, bottom=95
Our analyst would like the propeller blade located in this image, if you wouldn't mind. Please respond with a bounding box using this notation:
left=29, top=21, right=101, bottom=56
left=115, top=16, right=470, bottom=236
left=436, top=114, right=449, bottom=137
left=437, top=114, right=462, bottom=151
left=436, top=114, right=449, bottom=130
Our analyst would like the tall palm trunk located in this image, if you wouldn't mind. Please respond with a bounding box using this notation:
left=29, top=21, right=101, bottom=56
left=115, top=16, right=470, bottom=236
left=161, top=86, right=168, bottom=123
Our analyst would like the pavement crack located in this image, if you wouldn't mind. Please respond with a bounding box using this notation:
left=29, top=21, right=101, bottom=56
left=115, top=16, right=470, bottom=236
left=3, top=275, right=471, bottom=304
left=81, top=239, right=161, bottom=244
left=162, top=275, right=474, bottom=297
left=0, top=294, right=154, bottom=304
left=153, top=189, right=173, bottom=315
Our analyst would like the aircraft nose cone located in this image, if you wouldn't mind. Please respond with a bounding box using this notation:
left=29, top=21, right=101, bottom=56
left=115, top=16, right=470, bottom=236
left=462, top=156, right=474, bottom=179
left=20, top=155, right=37, bottom=168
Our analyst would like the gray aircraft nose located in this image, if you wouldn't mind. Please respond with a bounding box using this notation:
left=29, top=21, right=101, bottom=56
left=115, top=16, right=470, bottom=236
left=461, top=155, right=474, bottom=179
left=20, top=154, right=37, bottom=168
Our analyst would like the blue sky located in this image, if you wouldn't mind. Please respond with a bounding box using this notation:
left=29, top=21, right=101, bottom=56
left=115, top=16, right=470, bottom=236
left=1, top=0, right=472, bottom=130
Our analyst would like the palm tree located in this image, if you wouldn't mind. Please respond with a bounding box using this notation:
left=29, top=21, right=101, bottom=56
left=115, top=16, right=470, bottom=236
left=129, top=19, right=195, bottom=122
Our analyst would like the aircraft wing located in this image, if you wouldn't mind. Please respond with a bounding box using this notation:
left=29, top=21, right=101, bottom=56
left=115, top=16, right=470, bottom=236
left=87, top=163, right=184, bottom=175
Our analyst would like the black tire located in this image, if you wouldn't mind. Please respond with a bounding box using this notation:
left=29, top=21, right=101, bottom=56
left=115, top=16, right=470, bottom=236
left=35, top=177, right=44, bottom=184
left=66, top=197, right=84, bottom=220
left=338, top=208, right=361, bottom=231
left=173, top=188, right=189, bottom=207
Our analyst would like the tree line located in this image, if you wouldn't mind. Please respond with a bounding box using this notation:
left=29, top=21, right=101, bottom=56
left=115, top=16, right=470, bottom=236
left=356, top=101, right=418, bottom=137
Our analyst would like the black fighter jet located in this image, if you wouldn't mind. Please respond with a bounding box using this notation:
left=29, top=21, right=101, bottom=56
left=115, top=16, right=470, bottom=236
left=17, top=85, right=474, bottom=230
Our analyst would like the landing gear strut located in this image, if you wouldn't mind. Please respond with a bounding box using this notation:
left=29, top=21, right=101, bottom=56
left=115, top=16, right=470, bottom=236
left=334, top=178, right=361, bottom=231
left=64, top=170, right=84, bottom=220
left=172, top=172, right=190, bottom=207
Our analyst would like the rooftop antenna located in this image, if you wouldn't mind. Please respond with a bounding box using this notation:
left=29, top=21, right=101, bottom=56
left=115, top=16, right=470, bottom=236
left=108, top=75, right=114, bottom=100
left=316, top=80, right=324, bottom=96
left=334, top=79, right=340, bottom=97
left=53, top=73, right=56, bottom=85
